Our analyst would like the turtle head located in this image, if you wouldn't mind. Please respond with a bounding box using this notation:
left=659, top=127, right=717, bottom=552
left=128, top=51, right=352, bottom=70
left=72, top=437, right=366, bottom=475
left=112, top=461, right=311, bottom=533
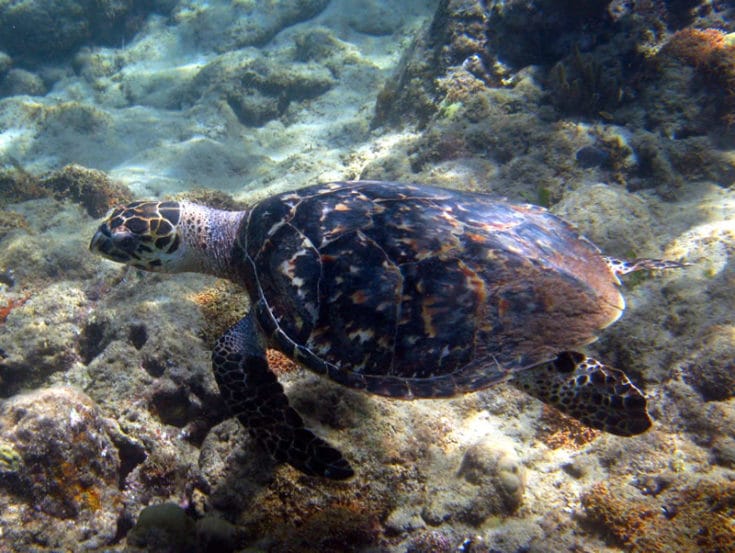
left=90, top=201, right=190, bottom=272
left=91, top=199, right=245, bottom=278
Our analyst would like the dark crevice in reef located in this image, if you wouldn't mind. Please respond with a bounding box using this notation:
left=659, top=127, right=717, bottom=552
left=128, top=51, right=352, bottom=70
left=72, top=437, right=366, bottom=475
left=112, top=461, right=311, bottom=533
left=79, top=319, right=111, bottom=364
left=128, top=323, right=148, bottom=350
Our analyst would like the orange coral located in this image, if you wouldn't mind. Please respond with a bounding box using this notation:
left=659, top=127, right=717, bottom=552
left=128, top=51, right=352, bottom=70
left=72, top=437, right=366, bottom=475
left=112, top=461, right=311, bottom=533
left=247, top=472, right=389, bottom=552
left=582, top=482, right=658, bottom=548
left=661, top=29, right=727, bottom=68
left=535, top=405, right=600, bottom=450
left=660, top=28, right=735, bottom=122
left=57, top=460, right=103, bottom=513
left=190, top=284, right=302, bottom=376
left=188, top=281, right=244, bottom=347
left=582, top=479, right=735, bottom=552
left=0, top=295, right=29, bottom=324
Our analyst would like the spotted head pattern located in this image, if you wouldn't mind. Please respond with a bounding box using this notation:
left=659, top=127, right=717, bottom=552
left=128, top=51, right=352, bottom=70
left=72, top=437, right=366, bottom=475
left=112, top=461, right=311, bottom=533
left=91, top=199, right=245, bottom=278
left=89, top=201, right=186, bottom=271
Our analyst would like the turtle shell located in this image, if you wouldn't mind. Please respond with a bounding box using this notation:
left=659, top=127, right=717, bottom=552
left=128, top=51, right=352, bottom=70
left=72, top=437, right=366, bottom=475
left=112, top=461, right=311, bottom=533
left=237, top=181, right=624, bottom=399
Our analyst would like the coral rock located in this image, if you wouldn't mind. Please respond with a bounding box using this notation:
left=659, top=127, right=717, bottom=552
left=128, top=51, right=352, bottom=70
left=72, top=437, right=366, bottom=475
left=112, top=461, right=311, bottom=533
left=0, top=386, right=123, bottom=550
left=682, top=324, right=735, bottom=401
left=421, top=439, right=524, bottom=526
left=582, top=478, right=735, bottom=552
left=40, top=164, right=132, bottom=218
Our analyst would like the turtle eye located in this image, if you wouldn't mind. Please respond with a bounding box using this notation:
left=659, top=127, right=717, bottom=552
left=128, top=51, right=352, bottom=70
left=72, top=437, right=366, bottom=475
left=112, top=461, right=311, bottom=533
left=111, top=231, right=139, bottom=253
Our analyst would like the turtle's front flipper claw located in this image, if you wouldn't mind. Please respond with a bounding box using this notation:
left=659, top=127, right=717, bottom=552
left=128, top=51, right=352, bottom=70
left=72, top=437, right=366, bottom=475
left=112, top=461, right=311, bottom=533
left=212, top=313, right=354, bottom=479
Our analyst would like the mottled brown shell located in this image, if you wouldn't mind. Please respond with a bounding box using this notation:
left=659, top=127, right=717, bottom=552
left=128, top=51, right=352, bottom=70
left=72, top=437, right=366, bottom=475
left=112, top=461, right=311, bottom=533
left=236, top=181, right=623, bottom=399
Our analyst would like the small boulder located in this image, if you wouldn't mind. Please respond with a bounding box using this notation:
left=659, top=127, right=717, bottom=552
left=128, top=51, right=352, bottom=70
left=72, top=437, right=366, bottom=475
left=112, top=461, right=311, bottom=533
left=421, top=438, right=525, bottom=526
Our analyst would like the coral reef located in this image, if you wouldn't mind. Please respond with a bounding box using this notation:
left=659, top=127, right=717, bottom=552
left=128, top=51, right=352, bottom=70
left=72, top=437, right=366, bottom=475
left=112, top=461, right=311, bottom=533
left=0, top=0, right=167, bottom=60
left=534, top=405, right=600, bottom=450
left=0, top=210, right=29, bottom=239
left=454, top=440, right=524, bottom=520
left=189, top=281, right=246, bottom=348
left=0, top=68, right=46, bottom=97
left=546, top=44, right=628, bottom=117
left=373, top=0, right=491, bottom=128
left=0, top=387, right=123, bottom=550
left=0, top=438, right=22, bottom=473
left=0, top=163, right=47, bottom=206
left=374, top=0, right=618, bottom=128
left=125, top=501, right=239, bottom=553
left=371, top=0, right=735, bottom=203
left=661, top=28, right=729, bottom=68
left=172, top=0, right=331, bottom=53
left=657, top=28, right=735, bottom=125
left=40, top=164, right=133, bottom=217
left=188, top=51, right=335, bottom=127
left=486, top=0, right=611, bottom=68
left=553, top=183, right=657, bottom=256
left=405, top=530, right=457, bottom=553
left=267, top=349, right=300, bottom=377
left=127, top=502, right=197, bottom=552
left=0, top=284, right=88, bottom=397
left=0, top=293, right=28, bottom=324
left=682, top=324, right=735, bottom=401
left=582, top=478, right=735, bottom=552
left=0, top=161, right=133, bottom=217
left=198, top=415, right=392, bottom=550
left=82, top=275, right=225, bottom=432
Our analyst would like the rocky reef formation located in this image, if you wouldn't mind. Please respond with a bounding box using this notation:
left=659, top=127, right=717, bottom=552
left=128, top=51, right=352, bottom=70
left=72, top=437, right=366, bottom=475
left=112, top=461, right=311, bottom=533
left=371, top=0, right=735, bottom=202
left=0, top=162, right=131, bottom=217
left=0, top=387, right=124, bottom=550
left=0, top=0, right=173, bottom=61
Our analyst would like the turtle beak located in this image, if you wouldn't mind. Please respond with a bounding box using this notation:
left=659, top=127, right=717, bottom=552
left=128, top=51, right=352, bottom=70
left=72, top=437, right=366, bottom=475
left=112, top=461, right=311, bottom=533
left=89, top=224, right=136, bottom=263
left=89, top=224, right=110, bottom=252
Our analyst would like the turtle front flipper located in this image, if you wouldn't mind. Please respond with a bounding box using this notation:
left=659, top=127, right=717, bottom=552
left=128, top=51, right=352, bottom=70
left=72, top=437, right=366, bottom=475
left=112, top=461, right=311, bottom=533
left=212, top=313, right=354, bottom=479
left=510, top=351, right=652, bottom=436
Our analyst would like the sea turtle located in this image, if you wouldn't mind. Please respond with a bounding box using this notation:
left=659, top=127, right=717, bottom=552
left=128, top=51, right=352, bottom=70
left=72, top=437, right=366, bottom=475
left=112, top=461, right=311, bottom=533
left=89, top=181, right=683, bottom=479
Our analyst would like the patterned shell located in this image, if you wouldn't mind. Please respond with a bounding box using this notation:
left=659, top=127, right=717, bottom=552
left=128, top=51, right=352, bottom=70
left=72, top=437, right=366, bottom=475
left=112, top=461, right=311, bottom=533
left=237, top=181, right=624, bottom=399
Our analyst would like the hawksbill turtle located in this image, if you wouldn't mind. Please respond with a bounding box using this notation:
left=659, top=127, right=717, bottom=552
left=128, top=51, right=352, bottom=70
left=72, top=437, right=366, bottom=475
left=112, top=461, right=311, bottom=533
left=89, top=181, right=683, bottom=479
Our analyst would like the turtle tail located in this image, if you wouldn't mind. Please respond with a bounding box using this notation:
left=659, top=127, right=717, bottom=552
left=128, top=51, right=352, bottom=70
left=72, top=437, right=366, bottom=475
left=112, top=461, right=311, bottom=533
left=212, top=314, right=354, bottom=479
left=511, top=351, right=652, bottom=436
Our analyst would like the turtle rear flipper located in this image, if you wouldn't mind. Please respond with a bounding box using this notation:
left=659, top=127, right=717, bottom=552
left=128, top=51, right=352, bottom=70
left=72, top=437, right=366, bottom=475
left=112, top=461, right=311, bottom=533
left=511, top=351, right=652, bottom=436
left=603, top=256, right=687, bottom=276
left=212, top=314, right=354, bottom=479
